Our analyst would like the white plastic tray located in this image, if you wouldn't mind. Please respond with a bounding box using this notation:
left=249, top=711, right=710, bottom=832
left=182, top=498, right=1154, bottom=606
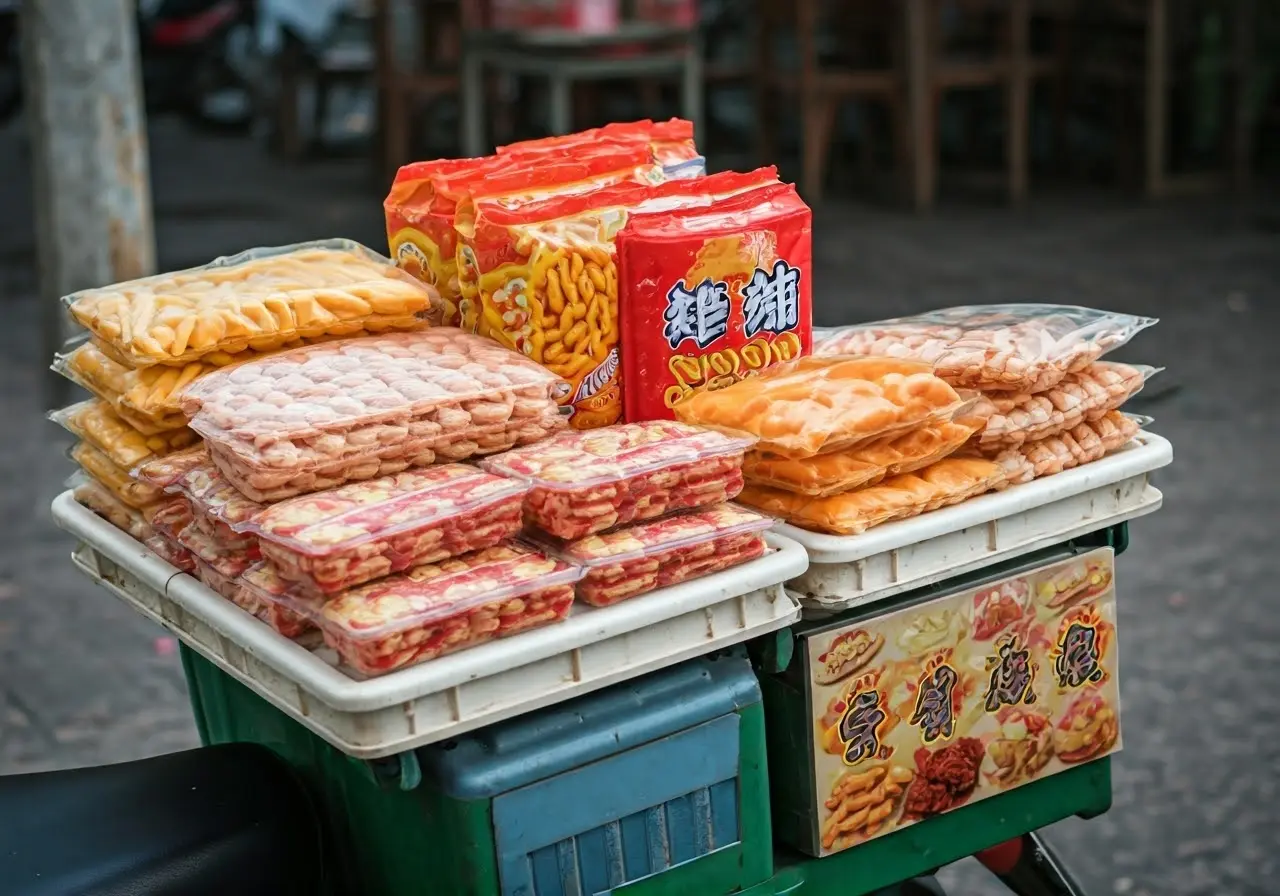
left=785, top=432, right=1172, bottom=613
left=52, top=492, right=806, bottom=759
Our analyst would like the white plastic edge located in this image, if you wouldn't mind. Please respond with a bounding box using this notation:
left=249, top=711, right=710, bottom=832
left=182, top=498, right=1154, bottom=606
left=774, top=432, right=1173, bottom=564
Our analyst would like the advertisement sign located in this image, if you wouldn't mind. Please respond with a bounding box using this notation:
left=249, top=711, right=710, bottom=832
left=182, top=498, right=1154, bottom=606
left=806, top=548, right=1121, bottom=856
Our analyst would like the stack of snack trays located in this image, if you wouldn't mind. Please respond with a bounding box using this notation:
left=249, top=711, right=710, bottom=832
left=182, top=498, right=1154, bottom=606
left=550, top=504, right=774, bottom=607
left=615, top=183, right=813, bottom=423
left=144, top=499, right=198, bottom=573
left=481, top=420, right=754, bottom=540
left=454, top=168, right=780, bottom=428
left=180, top=328, right=568, bottom=502
left=977, top=412, right=1148, bottom=487
left=51, top=399, right=198, bottom=469
left=240, top=543, right=586, bottom=675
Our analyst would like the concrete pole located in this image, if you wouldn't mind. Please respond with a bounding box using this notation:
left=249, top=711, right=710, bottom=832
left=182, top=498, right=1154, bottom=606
left=20, top=0, right=155, bottom=406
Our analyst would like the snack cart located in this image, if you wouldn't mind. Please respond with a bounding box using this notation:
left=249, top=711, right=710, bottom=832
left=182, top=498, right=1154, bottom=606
left=50, top=425, right=1170, bottom=895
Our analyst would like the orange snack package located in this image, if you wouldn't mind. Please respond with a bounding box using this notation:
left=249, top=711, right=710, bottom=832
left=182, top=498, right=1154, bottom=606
left=454, top=168, right=779, bottom=429
left=498, top=118, right=702, bottom=177
left=616, top=183, right=813, bottom=423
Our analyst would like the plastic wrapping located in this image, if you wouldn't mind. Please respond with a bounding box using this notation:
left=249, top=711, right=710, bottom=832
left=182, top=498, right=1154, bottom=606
left=742, top=420, right=979, bottom=497
left=672, top=356, right=969, bottom=459
left=481, top=420, right=753, bottom=540
left=553, top=505, right=773, bottom=607
left=738, top=457, right=1006, bottom=536
left=69, top=441, right=165, bottom=510
left=53, top=343, right=189, bottom=434
left=71, top=474, right=152, bottom=540
left=192, top=558, right=241, bottom=601
left=65, top=240, right=439, bottom=367
left=244, top=544, right=585, bottom=676
left=50, top=400, right=198, bottom=469
left=222, top=564, right=315, bottom=639
left=978, top=411, right=1146, bottom=486
left=145, top=534, right=198, bottom=573
left=148, top=499, right=194, bottom=543
left=970, top=362, right=1159, bottom=449
left=180, top=329, right=568, bottom=501
left=177, top=522, right=258, bottom=579
left=245, top=466, right=528, bottom=596
left=813, top=305, right=1158, bottom=393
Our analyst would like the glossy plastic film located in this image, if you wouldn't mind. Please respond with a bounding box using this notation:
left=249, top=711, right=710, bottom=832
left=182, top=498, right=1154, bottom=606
left=70, top=473, right=152, bottom=540
left=69, top=441, right=165, bottom=510
left=49, top=399, right=198, bottom=469
left=978, top=411, right=1147, bottom=486
left=53, top=343, right=189, bottom=434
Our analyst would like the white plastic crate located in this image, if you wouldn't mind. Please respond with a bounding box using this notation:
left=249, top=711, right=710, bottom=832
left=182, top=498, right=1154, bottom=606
left=53, top=492, right=805, bottom=759
left=784, top=432, right=1173, bottom=613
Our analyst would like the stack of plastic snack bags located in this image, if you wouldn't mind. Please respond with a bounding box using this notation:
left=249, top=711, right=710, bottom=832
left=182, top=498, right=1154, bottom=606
left=480, top=420, right=773, bottom=608
left=672, top=356, right=1009, bottom=536
left=812, top=305, right=1159, bottom=487
left=48, top=240, right=440, bottom=547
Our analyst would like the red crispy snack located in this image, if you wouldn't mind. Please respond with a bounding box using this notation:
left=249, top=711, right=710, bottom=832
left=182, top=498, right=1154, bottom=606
left=556, top=504, right=773, bottom=607
left=481, top=420, right=754, bottom=540
left=244, top=544, right=585, bottom=676
left=615, top=182, right=813, bottom=423
left=244, top=465, right=529, bottom=597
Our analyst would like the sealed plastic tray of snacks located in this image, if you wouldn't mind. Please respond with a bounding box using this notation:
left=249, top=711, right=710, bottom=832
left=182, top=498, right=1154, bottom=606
left=180, top=329, right=568, bottom=501
left=980, top=411, right=1147, bottom=486
left=970, top=362, right=1159, bottom=450
left=813, top=305, right=1158, bottom=394
left=553, top=504, right=773, bottom=607
left=244, top=543, right=586, bottom=676
left=480, top=420, right=753, bottom=540
left=224, top=564, right=315, bottom=639
left=739, top=457, right=1006, bottom=536
left=148, top=498, right=193, bottom=542
left=69, top=441, right=166, bottom=510
left=176, top=523, right=258, bottom=580
left=71, top=474, right=152, bottom=540
left=145, top=533, right=197, bottom=573
left=672, top=355, right=969, bottom=460
left=742, top=419, right=979, bottom=497
left=53, top=343, right=189, bottom=434
left=65, top=240, right=440, bottom=367
left=193, top=558, right=241, bottom=601
left=50, top=399, right=198, bottom=469
left=244, top=465, right=528, bottom=597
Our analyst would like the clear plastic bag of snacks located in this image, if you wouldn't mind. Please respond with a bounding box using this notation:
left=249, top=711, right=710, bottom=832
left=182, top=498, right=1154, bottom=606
left=738, top=457, right=1006, bottom=536
left=243, top=544, right=585, bottom=676
left=65, top=240, right=440, bottom=367
left=148, top=498, right=193, bottom=543
left=69, top=441, right=165, bottom=510
left=176, top=523, right=258, bottom=579
left=50, top=400, right=198, bottom=469
left=221, top=565, right=315, bottom=639
left=553, top=504, right=773, bottom=607
left=145, top=534, right=198, bottom=573
left=53, top=342, right=190, bottom=434
left=813, top=305, right=1158, bottom=394
left=243, top=466, right=528, bottom=597
left=192, top=558, right=241, bottom=600
left=672, top=356, right=969, bottom=459
left=980, top=412, right=1147, bottom=486
left=481, top=420, right=754, bottom=540
left=71, top=474, right=152, bottom=540
left=970, top=362, right=1159, bottom=450
left=742, top=420, right=979, bottom=497
left=180, top=329, right=568, bottom=501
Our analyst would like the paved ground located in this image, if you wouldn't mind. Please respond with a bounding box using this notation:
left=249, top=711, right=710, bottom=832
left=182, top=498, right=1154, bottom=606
left=1, top=117, right=1277, bottom=896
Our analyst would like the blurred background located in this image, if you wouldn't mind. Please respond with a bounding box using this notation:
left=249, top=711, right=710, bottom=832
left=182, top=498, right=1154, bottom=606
left=1, top=1, right=1277, bottom=894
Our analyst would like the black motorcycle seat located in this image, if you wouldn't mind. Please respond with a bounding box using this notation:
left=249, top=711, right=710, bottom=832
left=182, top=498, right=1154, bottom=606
left=0, top=743, right=327, bottom=896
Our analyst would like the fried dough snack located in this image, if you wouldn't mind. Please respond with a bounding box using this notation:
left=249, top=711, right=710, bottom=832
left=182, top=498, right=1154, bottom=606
left=50, top=400, right=198, bottom=469
left=979, top=411, right=1143, bottom=486
left=69, top=441, right=165, bottom=510
left=739, top=457, right=1005, bottom=535
left=815, top=305, right=1157, bottom=393
left=673, top=356, right=967, bottom=459
left=822, top=765, right=914, bottom=851
left=66, top=241, right=439, bottom=367
left=743, top=420, right=978, bottom=497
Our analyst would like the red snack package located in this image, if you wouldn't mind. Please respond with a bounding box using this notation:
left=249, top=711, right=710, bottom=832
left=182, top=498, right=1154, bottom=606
left=556, top=504, right=772, bottom=607
left=616, top=182, right=813, bottom=423
left=145, top=533, right=198, bottom=573
left=497, top=118, right=701, bottom=173
left=481, top=420, right=753, bottom=540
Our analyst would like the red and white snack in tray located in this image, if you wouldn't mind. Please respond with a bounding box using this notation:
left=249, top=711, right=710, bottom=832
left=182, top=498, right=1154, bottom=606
left=243, top=543, right=585, bottom=676
left=193, top=558, right=241, bottom=600
left=480, top=421, right=753, bottom=540
left=244, top=465, right=529, bottom=596
left=225, top=564, right=315, bottom=638
left=177, top=522, right=258, bottom=579
left=178, top=329, right=569, bottom=501
left=145, top=534, right=198, bottom=573
left=555, top=504, right=773, bottom=607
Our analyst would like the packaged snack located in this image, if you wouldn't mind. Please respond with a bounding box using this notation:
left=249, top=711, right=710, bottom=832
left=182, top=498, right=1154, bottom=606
left=71, top=474, right=152, bottom=540
left=177, top=522, right=258, bottom=579
left=742, top=420, right=979, bottom=497
left=145, top=534, right=198, bottom=573
left=243, top=544, right=585, bottom=676
left=556, top=504, right=772, bottom=607
left=65, top=240, right=439, bottom=367
left=980, top=412, right=1146, bottom=486
left=617, top=183, right=813, bottom=422
left=50, top=399, right=198, bottom=469
left=481, top=420, right=753, bottom=540
left=53, top=342, right=189, bottom=434
left=738, top=457, right=1006, bottom=536
left=970, top=362, right=1159, bottom=449
left=163, top=457, right=266, bottom=545
left=673, top=356, right=969, bottom=460
left=813, top=305, right=1158, bottom=393
left=454, top=169, right=780, bottom=428
left=69, top=441, right=165, bottom=510
left=192, top=558, right=241, bottom=601
left=244, top=466, right=528, bottom=596
left=133, top=445, right=212, bottom=491
left=225, top=564, right=315, bottom=638
left=148, top=499, right=193, bottom=542
left=497, top=118, right=703, bottom=177
left=180, top=329, right=568, bottom=501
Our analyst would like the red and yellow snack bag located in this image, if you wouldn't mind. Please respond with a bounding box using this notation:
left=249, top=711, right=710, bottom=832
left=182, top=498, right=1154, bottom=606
left=615, top=182, right=813, bottom=422
left=454, top=168, right=780, bottom=429
left=498, top=118, right=700, bottom=171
